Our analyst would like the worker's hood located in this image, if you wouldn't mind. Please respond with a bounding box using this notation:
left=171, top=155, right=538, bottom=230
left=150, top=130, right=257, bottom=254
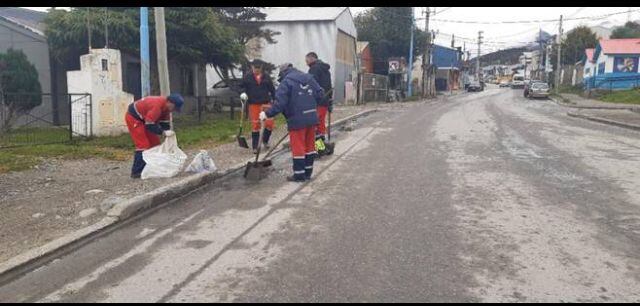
left=314, top=60, right=331, bottom=72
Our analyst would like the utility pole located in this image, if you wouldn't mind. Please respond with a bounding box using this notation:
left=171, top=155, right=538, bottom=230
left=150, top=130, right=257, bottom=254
left=86, top=8, right=92, bottom=53
left=555, top=15, right=563, bottom=91
left=154, top=7, right=172, bottom=128
left=421, top=7, right=430, bottom=98
left=538, top=28, right=543, bottom=80
left=140, top=7, right=150, bottom=97
left=104, top=7, right=109, bottom=48
left=450, top=34, right=455, bottom=94
left=407, top=8, right=415, bottom=98
left=477, top=31, right=483, bottom=81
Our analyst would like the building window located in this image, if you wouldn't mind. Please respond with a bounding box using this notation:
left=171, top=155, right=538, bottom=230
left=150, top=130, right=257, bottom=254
left=101, top=59, right=108, bottom=71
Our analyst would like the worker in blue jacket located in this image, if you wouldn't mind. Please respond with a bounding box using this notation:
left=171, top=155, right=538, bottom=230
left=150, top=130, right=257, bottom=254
left=260, top=63, right=324, bottom=182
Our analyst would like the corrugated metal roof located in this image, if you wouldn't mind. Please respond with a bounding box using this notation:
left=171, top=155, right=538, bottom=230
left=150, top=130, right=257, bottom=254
left=599, top=38, right=640, bottom=55
left=262, top=7, right=347, bottom=22
left=0, top=7, right=46, bottom=36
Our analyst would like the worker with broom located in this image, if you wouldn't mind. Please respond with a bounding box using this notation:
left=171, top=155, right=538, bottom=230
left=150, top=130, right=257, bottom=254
left=125, top=93, right=184, bottom=179
left=240, top=59, right=277, bottom=154
left=305, top=52, right=333, bottom=156
left=260, top=63, right=324, bottom=182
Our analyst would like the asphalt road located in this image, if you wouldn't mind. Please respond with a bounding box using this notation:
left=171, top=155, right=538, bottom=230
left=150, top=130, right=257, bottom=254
left=2, top=86, right=640, bottom=302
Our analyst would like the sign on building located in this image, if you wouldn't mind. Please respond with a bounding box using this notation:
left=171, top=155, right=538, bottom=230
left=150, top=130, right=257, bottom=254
left=613, top=56, right=638, bottom=73
left=388, top=57, right=406, bottom=73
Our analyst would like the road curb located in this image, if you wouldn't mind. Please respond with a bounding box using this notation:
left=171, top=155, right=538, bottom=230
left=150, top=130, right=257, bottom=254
left=0, top=108, right=379, bottom=284
left=567, top=111, right=640, bottom=131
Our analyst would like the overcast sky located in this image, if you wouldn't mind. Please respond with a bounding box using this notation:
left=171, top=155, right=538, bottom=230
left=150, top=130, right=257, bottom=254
left=26, top=7, right=639, bottom=56
left=350, top=7, right=639, bottom=55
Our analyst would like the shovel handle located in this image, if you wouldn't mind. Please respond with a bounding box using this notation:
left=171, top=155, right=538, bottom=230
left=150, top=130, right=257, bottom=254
left=263, top=132, right=289, bottom=160
left=254, top=119, right=265, bottom=163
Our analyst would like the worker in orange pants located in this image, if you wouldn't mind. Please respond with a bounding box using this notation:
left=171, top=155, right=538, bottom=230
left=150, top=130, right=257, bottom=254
left=240, top=59, right=277, bottom=154
left=125, top=94, right=184, bottom=178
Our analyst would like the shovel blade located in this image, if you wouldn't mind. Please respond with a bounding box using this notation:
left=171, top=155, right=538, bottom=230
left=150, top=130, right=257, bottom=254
left=243, top=159, right=272, bottom=180
left=237, top=135, right=249, bottom=148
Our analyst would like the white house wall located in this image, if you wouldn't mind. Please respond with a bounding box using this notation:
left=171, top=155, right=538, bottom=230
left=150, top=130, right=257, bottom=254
left=67, top=49, right=134, bottom=137
left=335, top=9, right=357, bottom=38
left=256, top=21, right=339, bottom=97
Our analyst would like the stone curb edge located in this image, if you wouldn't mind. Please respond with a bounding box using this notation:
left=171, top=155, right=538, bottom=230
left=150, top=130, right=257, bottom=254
left=550, top=95, right=638, bottom=111
left=567, top=111, right=640, bottom=131
left=0, top=108, right=379, bottom=284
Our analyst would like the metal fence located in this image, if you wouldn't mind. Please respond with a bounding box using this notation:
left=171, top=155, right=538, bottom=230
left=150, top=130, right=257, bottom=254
left=585, top=75, right=640, bottom=92
left=360, top=73, right=389, bottom=103
left=0, top=93, right=92, bottom=148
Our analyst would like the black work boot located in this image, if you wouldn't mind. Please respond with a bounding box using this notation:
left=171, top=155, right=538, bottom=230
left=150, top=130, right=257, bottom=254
left=286, top=175, right=306, bottom=182
left=262, top=129, right=272, bottom=150
left=251, top=131, right=260, bottom=151
left=131, top=151, right=145, bottom=179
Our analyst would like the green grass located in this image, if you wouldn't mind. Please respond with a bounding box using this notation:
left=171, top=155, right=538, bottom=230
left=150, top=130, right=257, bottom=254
left=0, top=112, right=288, bottom=173
left=557, top=85, right=583, bottom=95
left=597, top=89, right=640, bottom=105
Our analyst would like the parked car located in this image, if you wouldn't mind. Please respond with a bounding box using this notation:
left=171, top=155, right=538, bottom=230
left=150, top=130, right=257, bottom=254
left=527, top=82, right=550, bottom=99
left=207, top=78, right=243, bottom=100
left=467, top=81, right=483, bottom=92
left=511, top=75, right=525, bottom=89
left=499, top=80, right=510, bottom=87
left=523, top=80, right=545, bottom=97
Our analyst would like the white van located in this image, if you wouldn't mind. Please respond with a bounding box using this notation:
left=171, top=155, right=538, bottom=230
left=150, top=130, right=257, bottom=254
left=511, top=75, right=525, bottom=89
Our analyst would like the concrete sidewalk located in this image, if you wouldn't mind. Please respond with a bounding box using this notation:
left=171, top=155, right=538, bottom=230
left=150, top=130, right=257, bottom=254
left=553, top=93, right=640, bottom=111
left=567, top=109, right=640, bottom=131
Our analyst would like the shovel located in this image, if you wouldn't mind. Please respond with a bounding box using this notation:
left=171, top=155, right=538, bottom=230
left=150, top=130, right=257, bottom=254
left=236, top=98, right=249, bottom=149
left=263, top=131, right=289, bottom=160
left=324, top=110, right=335, bottom=155
left=243, top=119, right=272, bottom=180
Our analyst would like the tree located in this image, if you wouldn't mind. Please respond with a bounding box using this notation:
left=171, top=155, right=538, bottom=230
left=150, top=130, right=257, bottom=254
left=212, top=7, right=280, bottom=80
left=355, top=7, right=428, bottom=75
left=44, top=7, right=246, bottom=85
left=0, top=49, right=42, bottom=131
left=611, top=21, right=640, bottom=39
left=561, top=26, right=598, bottom=65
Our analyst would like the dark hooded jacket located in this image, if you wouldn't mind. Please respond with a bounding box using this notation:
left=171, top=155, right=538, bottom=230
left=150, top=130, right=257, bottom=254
left=266, top=68, right=323, bottom=130
left=239, top=72, right=276, bottom=105
left=307, top=60, right=332, bottom=106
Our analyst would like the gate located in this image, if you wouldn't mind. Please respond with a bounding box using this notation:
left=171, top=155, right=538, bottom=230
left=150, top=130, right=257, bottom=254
left=0, top=93, right=92, bottom=148
left=360, top=73, right=388, bottom=103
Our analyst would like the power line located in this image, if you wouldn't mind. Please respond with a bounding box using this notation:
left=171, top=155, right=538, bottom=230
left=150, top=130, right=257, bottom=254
left=431, top=9, right=638, bottom=24
left=433, top=7, right=452, bottom=16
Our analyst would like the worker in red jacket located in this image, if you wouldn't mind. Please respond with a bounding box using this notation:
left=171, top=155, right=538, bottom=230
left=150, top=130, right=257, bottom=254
left=125, top=94, right=184, bottom=178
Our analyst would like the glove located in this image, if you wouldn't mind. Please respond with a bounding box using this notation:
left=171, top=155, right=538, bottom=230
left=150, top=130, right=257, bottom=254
left=259, top=111, right=267, bottom=121
left=240, top=92, right=248, bottom=101
left=163, top=130, right=175, bottom=137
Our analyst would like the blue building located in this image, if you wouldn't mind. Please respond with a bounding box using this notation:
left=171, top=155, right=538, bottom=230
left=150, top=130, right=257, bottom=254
left=431, top=45, right=463, bottom=91
left=583, top=38, right=640, bottom=90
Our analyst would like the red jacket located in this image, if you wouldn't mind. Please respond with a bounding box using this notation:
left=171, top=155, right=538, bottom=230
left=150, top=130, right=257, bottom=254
left=128, top=96, right=171, bottom=124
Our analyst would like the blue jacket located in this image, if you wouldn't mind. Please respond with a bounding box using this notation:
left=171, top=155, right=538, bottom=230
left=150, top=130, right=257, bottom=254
left=266, top=68, right=324, bottom=130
